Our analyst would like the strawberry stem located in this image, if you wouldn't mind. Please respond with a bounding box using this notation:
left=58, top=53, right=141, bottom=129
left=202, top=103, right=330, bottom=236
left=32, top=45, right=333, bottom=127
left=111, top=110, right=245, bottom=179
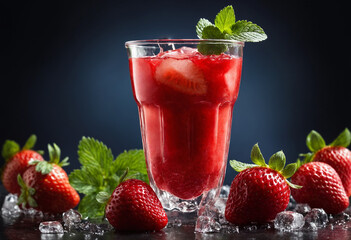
left=17, top=174, right=38, bottom=208
left=1, top=134, right=43, bottom=163
left=22, top=134, right=37, bottom=150
left=250, top=143, right=268, bottom=167
left=230, top=144, right=299, bottom=180
left=281, top=163, right=297, bottom=178
left=48, top=143, right=70, bottom=167
left=1, top=140, right=20, bottom=161
left=119, top=168, right=129, bottom=184
left=286, top=179, right=302, bottom=189
left=306, top=130, right=326, bottom=152
left=298, top=128, right=351, bottom=169
left=330, top=128, right=351, bottom=148
left=268, top=151, right=286, bottom=172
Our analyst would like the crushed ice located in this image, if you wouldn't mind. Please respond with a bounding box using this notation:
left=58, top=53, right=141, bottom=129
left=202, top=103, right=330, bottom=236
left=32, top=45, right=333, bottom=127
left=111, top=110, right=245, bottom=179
left=39, top=221, right=64, bottom=233
left=2, top=190, right=351, bottom=234
left=274, top=211, right=305, bottom=231
left=1, top=193, right=113, bottom=235
left=157, top=47, right=201, bottom=59
left=193, top=186, right=351, bottom=233
left=1, top=193, right=22, bottom=218
left=62, top=209, right=81, bottom=230
left=293, top=203, right=311, bottom=216
left=304, top=208, right=329, bottom=229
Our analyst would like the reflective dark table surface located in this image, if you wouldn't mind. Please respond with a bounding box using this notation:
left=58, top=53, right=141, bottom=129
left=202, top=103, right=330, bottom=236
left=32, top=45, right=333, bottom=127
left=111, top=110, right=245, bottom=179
left=2, top=187, right=351, bottom=240
left=2, top=216, right=351, bottom=240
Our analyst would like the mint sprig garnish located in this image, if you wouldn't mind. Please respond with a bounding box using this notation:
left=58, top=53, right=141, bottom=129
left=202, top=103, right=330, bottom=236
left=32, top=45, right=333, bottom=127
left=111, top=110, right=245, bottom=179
left=196, top=18, right=214, bottom=38
left=214, top=5, right=235, bottom=34
left=69, top=137, right=148, bottom=219
left=196, top=5, right=267, bottom=55
left=229, top=20, right=267, bottom=42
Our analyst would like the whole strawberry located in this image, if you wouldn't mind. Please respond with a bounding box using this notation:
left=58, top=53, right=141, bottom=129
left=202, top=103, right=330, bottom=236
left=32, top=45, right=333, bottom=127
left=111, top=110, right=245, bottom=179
left=299, top=128, right=351, bottom=196
left=291, top=162, right=349, bottom=214
left=1, top=135, right=44, bottom=194
left=104, top=178, right=168, bottom=231
left=18, top=143, right=80, bottom=213
left=225, top=144, right=300, bottom=225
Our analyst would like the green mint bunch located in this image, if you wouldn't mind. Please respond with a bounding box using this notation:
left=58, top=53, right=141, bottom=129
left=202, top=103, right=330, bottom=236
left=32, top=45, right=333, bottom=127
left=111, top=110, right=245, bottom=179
left=69, top=137, right=148, bottom=219
left=196, top=5, right=267, bottom=55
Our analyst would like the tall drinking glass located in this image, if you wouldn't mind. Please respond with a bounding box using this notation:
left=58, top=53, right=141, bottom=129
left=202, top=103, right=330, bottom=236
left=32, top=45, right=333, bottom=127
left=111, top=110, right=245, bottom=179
left=125, top=39, right=244, bottom=225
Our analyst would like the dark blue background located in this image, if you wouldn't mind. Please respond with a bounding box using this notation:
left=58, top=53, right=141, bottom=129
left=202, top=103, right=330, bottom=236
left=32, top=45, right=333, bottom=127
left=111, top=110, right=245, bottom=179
left=1, top=0, right=350, bottom=185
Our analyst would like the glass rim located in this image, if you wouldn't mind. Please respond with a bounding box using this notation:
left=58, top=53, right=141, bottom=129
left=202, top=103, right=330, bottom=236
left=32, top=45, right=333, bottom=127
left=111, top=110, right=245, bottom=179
left=125, top=39, right=244, bottom=47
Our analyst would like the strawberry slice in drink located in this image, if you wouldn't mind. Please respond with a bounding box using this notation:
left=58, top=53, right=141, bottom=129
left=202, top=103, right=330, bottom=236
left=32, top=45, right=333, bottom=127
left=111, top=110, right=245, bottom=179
left=155, top=58, right=207, bottom=95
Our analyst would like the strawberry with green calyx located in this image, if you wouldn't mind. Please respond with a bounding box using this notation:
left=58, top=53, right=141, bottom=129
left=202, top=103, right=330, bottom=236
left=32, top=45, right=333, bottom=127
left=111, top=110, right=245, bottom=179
left=298, top=128, right=351, bottom=196
left=18, top=143, right=80, bottom=213
left=1, top=135, right=44, bottom=194
left=96, top=169, right=167, bottom=232
left=225, top=144, right=300, bottom=225
left=291, top=161, right=349, bottom=214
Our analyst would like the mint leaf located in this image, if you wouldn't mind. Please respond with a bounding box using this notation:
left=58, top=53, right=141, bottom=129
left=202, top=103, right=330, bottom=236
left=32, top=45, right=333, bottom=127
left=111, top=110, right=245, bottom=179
left=196, top=5, right=267, bottom=55
left=198, top=43, right=227, bottom=55
left=197, top=26, right=227, bottom=55
left=201, top=25, right=225, bottom=39
left=196, top=18, right=214, bottom=38
left=78, top=137, right=114, bottom=175
left=96, top=191, right=111, bottom=205
left=113, top=150, right=149, bottom=184
left=214, top=5, right=235, bottom=34
left=230, top=20, right=267, bottom=42
left=78, top=194, right=106, bottom=219
left=69, top=169, right=101, bottom=195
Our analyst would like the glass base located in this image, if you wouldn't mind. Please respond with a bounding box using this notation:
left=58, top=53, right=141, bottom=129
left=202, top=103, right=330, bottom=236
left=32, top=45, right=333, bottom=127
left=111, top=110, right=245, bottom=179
left=155, top=188, right=201, bottom=213
left=151, top=180, right=223, bottom=231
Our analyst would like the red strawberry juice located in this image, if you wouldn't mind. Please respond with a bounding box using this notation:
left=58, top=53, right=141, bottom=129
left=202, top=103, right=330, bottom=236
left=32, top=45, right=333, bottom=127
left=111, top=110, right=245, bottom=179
left=129, top=47, right=243, bottom=200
